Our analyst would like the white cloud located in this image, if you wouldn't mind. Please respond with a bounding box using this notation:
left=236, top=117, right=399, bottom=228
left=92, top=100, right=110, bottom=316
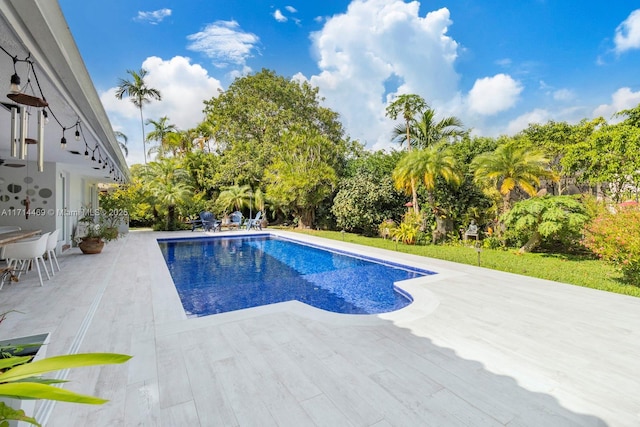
left=286, top=6, right=298, bottom=13
left=505, top=109, right=551, bottom=135
left=101, top=56, right=223, bottom=165
left=467, top=74, right=523, bottom=115
left=135, top=8, right=172, bottom=25
left=614, top=9, right=640, bottom=53
left=304, top=0, right=459, bottom=149
left=274, top=9, right=287, bottom=22
left=187, top=21, right=259, bottom=68
left=593, top=87, right=640, bottom=120
left=553, top=88, right=575, bottom=102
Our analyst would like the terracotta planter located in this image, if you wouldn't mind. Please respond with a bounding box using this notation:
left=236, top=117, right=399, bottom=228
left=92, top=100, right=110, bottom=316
left=78, top=237, right=104, bottom=254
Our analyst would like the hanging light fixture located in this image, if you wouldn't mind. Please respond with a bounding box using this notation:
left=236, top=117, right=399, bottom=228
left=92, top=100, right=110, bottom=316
left=75, top=122, right=80, bottom=141
left=6, top=60, right=48, bottom=108
left=84, top=144, right=89, bottom=158
left=60, top=127, right=67, bottom=149
left=9, top=58, right=20, bottom=93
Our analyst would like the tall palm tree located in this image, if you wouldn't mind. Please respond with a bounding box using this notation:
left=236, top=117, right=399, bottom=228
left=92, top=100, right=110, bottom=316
left=392, top=108, right=465, bottom=149
left=114, top=131, right=128, bottom=157
left=115, top=69, right=162, bottom=164
left=471, top=142, right=557, bottom=214
left=386, top=94, right=427, bottom=213
left=146, top=116, right=177, bottom=159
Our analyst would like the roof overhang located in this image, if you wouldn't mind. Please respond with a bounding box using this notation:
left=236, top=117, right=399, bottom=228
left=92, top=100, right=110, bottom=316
left=0, top=0, right=129, bottom=182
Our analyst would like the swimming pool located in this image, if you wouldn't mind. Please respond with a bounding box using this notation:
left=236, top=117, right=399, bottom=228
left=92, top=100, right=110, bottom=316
left=157, top=235, right=435, bottom=316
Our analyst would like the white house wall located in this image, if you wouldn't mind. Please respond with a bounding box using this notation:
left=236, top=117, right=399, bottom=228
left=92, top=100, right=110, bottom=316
left=0, top=161, right=57, bottom=233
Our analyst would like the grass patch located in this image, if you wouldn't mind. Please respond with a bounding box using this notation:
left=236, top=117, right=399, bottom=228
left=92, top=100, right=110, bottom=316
left=287, top=229, right=640, bottom=298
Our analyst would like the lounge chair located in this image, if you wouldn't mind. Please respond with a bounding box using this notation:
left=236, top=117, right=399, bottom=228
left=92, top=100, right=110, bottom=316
left=245, top=211, right=263, bottom=231
left=228, top=211, right=243, bottom=230
left=200, top=211, right=221, bottom=232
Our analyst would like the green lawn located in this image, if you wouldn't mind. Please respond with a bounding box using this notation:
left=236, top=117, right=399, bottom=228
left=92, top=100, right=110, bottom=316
left=288, top=229, right=640, bottom=298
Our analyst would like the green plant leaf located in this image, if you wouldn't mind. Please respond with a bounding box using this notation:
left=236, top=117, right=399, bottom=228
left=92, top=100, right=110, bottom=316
left=0, top=353, right=131, bottom=383
left=0, top=356, right=31, bottom=371
left=0, top=401, right=40, bottom=426
left=0, top=383, right=107, bottom=404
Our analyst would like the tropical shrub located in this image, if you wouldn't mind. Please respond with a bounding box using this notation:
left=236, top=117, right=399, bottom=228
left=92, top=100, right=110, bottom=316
left=391, top=211, right=423, bottom=244
left=502, top=195, right=591, bottom=253
left=583, top=205, right=640, bottom=285
left=332, top=173, right=404, bottom=236
left=378, top=219, right=397, bottom=239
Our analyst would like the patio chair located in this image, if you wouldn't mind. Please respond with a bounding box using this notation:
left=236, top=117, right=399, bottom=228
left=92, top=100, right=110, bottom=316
left=45, top=229, right=61, bottom=274
left=245, top=211, right=263, bottom=231
left=3, top=232, right=50, bottom=287
left=229, top=211, right=243, bottom=230
left=188, top=216, right=203, bottom=231
left=200, top=211, right=221, bottom=232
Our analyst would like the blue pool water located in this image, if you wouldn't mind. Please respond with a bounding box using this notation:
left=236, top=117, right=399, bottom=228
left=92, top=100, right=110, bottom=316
left=157, top=235, right=435, bottom=316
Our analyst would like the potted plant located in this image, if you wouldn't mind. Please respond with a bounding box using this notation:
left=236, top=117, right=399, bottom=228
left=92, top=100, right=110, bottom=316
left=0, top=311, right=131, bottom=426
left=75, top=209, right=123, bottom=254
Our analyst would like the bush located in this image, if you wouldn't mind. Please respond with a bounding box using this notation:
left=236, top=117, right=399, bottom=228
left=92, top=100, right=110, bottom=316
left=583, top=205, right=640, bottom=285
left=390, top=211, right=423, bottom=245
left=332, top=173, right=405, bottom=236
left=502, top=195, right=591, bottom=253
left=378, top=219, right=397, bottom=239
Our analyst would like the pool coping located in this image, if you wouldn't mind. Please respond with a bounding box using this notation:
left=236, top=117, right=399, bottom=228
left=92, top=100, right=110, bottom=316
left=152, top=229, right=466, bottom=335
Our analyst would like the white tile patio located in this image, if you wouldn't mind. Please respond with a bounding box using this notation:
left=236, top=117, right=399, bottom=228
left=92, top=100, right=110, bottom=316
left=0, top=229, right=639, bottom=426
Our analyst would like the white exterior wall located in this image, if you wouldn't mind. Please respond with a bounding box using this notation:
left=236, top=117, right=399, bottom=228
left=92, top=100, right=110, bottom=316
left=0, top=160, right=101, bottom=250
left=0, top=160, right=57, bottom=233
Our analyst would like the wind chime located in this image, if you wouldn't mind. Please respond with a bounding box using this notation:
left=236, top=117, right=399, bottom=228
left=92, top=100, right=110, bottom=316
left=6, top=55, right=47, bottom=219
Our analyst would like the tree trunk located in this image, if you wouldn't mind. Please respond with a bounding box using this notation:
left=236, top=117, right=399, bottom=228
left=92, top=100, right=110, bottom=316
left=432, top=216, right=453, bottom=244
left=296, top=209, right=315, bottom=229
left=167, top=204, right=176, bottom=231
left=518, top=230, right=541, bottom=254
left=139, top=107, right=147, bottom=164
left=411, top=178, right=419, bottom=214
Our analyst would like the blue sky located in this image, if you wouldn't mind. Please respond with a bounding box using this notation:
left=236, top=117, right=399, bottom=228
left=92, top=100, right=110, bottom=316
left=59, top=0, right=640, bottom=165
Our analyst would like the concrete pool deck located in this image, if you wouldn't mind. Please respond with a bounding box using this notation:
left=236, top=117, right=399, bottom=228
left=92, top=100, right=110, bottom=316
left=0, top=229, right=639, bottom=426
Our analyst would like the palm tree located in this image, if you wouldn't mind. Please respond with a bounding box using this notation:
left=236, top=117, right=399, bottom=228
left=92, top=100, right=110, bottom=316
left=146, top=116, right=177, bottom=159
left=115, top=69, right=162, bottom=164
left=471, top=142, right=557, bottom=214
left=114, top=131, right=128, bottom=157
left=142, top=159, right=192, bottom=230
left=393, top=143, right=461, bottom=241
left=392, top=107, right=465, bottom=149
left=216, top=185, right=251, bottom=213
left=386, top=94, right=427, bottom=213
left=393, top=143, right=461, bottom=208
